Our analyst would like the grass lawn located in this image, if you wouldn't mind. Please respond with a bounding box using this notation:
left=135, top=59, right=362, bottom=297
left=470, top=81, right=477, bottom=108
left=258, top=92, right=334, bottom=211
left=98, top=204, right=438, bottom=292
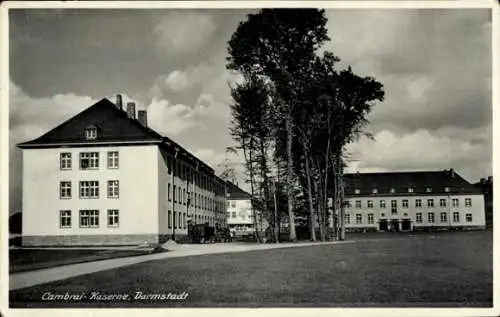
left=9, top=249, right=156, bottom=273
left=10, top=230, right=492, bottom=307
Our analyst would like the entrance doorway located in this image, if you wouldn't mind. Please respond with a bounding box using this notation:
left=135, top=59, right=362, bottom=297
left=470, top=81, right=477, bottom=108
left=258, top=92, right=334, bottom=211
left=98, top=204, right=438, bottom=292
left=379, top=219, right=388, bottom=231
left=391, top=219, right=400, bottom=232
left=401, top=219, right=411, bottom=231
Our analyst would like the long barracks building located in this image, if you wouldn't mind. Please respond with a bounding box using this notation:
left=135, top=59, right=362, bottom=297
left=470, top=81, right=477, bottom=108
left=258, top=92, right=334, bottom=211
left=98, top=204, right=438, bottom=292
left=342, top=169, right=486, bottom=232
left=18, top=96, right=227, bottom=246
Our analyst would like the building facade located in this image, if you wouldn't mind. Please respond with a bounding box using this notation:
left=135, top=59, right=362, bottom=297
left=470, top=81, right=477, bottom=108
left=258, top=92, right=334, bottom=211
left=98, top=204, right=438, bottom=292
left=342, top=170, right=485, bottom=232
left=18, top=96, right=227, bottom=246
left=225, top=182, right=267, bottom=236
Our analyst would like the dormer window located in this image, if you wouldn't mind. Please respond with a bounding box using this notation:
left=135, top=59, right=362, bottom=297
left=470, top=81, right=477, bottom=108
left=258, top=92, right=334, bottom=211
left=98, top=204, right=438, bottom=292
left=390, top=188, right=395, bottom=194
left=408, top=187, right=414, bottom=193
left=354, top=189, right=361, bottom=194
left=372, top=188, right=378, bottom=194
left=85, top=125, right=98, bottom=140
left=426, top=187, right=432, bottom=193
left=444, top=187, right=450, bottom=192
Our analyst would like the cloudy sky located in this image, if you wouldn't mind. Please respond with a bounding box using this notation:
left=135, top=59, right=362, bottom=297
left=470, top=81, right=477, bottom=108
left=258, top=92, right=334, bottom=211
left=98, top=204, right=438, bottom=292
left=8, top=8, right=492, bottom=212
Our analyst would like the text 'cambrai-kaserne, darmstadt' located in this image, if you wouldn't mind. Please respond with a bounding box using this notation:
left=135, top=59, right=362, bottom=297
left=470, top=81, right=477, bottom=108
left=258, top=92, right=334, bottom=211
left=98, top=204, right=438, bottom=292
left=41, top=291, right=190, bottom=301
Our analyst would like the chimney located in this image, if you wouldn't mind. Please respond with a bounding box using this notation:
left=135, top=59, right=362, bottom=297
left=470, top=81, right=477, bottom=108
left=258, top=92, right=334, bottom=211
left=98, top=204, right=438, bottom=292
left=126, top=102, right=136, bottom=119
left=488, top=176, right=493, bottom=183
left=449, top=168, right=455, bottom=178
left=480, top=178, right=486, bottom=184
left=116, top=94, right=123, bottom=110
left=138, top=110, right=147, bottom=126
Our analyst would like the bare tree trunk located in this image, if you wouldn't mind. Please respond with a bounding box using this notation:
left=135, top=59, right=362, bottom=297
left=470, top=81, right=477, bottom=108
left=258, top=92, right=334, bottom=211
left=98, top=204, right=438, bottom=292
left=285, top=115, right=297, bottom=242
left=272, top=179, right=280, bottom=243
left=244, top=143, right=263, bottom=243
left=337, top=152, right=346, bottom=241
left=303, top=151, right=316, bottom=241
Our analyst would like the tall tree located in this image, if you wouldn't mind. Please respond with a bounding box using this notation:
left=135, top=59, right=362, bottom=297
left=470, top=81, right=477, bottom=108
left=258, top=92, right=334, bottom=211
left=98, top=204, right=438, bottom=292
left=227, top=9, right=330, bottom=242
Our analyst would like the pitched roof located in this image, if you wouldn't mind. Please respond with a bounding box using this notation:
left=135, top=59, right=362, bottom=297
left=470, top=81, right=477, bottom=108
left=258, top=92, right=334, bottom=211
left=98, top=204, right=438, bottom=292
left=343, top=169, right=481, bottom=196
left=17, top=98, right=214, bottom=173
left=226, top=181, right=251, bottom=200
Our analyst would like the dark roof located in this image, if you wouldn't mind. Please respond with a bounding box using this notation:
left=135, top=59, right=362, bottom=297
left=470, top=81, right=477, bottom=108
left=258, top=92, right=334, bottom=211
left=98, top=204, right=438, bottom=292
left=226, top=181, right=251, bottom=200
left=17, top=98, right=214, bottom=173
left=343, top=169, right=481, bottom=196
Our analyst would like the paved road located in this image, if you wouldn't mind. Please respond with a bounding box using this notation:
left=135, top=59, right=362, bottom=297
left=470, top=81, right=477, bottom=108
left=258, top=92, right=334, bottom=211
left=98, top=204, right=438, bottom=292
left=10, top=240, right=353, bottom=291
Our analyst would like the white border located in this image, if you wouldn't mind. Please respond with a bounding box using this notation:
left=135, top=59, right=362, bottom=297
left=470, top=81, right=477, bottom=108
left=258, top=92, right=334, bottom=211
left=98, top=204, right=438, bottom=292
left=1, top=1, right=498, bottom=317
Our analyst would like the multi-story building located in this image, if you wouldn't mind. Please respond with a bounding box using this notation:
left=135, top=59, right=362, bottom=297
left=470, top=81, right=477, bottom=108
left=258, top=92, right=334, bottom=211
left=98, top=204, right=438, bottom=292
left=17, top=96, right=227, bottom=246
left=342, top=170, right=485, bottom=232
left=225, top=181, right=267, bottom=236
left=473, top=176, right=493, bottom=228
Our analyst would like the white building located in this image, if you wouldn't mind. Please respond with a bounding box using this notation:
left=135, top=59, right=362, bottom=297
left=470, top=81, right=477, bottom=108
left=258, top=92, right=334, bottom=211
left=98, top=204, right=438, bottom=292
left=225, top=182, right=267, bottom=236
left=342, top=170, right=485, bottom=232
left=18, top=96, right=227, bottom=246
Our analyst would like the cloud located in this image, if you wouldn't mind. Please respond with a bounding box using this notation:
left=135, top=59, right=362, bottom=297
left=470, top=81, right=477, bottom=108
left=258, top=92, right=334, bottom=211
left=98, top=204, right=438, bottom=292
left=346, top=128, right=491, bottom=182
left=153, top=13, right=216, bottom=53
left=146, top=98, right=198, bottom=136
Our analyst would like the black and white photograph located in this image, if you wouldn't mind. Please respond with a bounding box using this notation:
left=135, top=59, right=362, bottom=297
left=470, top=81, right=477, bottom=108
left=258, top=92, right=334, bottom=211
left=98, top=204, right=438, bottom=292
left=2, top=1, right=497, bottom=314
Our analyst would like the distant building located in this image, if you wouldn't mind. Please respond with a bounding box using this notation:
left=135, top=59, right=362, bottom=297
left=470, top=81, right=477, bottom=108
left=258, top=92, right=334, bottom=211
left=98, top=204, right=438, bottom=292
left=342, top=169, right=485, bottom=232
left=225, top=181, right=267, bottom=236
left=473, top=176, right=493, bottom=228
left=17, top=96, right=227, bottom=246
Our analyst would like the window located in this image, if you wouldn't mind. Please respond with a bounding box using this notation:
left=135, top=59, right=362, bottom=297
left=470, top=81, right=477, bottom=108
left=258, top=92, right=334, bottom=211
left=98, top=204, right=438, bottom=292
left=168, top=184, right=171, bottom=201
left=367, top=200, right=373, bottom=208
left=355, top=200, right=362, bottom=209
left=427, top=212, right=435, bottom=223
left=79, top=181, right=99, bottom=199
left=354, top=189, right=360, bottom=194
left=345, top=200, right=352, bottom=209
left=416, top=213, right=422, bottom=223
left=173, top=211, right=177, bottom=229
left=466, top=213, right=473, bottom=222
left=416, top=199, right=422, bottom=208
left=356, top=214, right=362, bottom=224
left=345, top=214, right=350, bottom=224
left=408, top=187, right=414, bottom=193
left=232, top=212, right=236, bottom=218
left=453, top=212, right=460, bottom=222
left=173, top=185, right=177, bottom=202
left=380, top=200, right=386, bottom=208
left=107, top=209, right=119, bottom=227
left=107, top=151, right=119, bottom=169
left=60, top=210, right=71, bottom=228
left=168, top=210, right=172, bottom=228
left=402, top=200, right=409, bottom=208
left=452, top=198, right=459, bottom=207
left=465, top=198, right=472, bottom=207
left=381, top=213, right=385, bottom=217
left=440, top=212, right=447, bottom=222
left=183, top=189, right=186, bottom=205
left=85, top=125, right=98, bottom=139
left=183, top=213, right=187, bottom=229
left=426, top=187, right=432, bottom=193
left=391, top=200, right=397, bottom=215
left=440, top=199, right=446, bottom=207
left=427, top=199, right=434, bottom=207
left=444, top=187, right=450, bottom=192
left=107, top=180, right=119, bottom=198
left=368, top=213, right=374, bottom=224
left=60, top=153, right=72, bottom=170
left=60, top=181, right=72, bottom=199
left=80, top=152, right=99, bottom=169
left=390, top=188, right=395, bottom=194
left=372, top=188, right=378, bottom=194
left=79, top=210, right=99, bottom=228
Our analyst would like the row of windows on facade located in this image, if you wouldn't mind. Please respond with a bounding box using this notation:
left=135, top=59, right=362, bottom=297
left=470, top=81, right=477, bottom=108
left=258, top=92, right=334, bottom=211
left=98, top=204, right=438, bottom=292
left=60, top=181, right=224, bottom=213
left=61, top=151, right=225, bottom=194
left=344, top=212, right=473, bottom=225
left=346, top=198, right=472, bottom=209
left=59, top=209, right=223, bottom=229
left=352, top=186, right=454, bottom=195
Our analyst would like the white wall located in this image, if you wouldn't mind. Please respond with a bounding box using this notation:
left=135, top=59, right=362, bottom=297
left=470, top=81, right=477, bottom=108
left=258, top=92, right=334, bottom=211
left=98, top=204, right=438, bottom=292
left=344, top=194, right=485, bottom=229
left=22, top=145, right=159, bottom=237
